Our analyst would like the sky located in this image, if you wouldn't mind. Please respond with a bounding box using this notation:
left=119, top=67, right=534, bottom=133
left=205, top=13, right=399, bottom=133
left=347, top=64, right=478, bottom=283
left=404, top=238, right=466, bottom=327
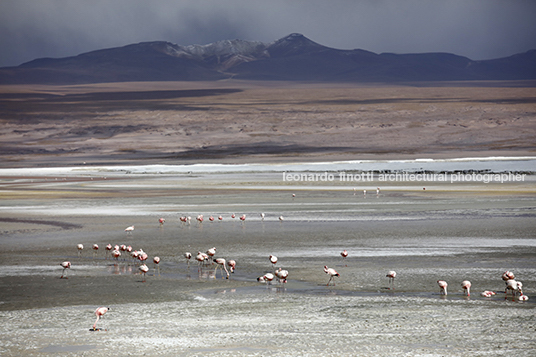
left=1, top=0, right=536, bottom=68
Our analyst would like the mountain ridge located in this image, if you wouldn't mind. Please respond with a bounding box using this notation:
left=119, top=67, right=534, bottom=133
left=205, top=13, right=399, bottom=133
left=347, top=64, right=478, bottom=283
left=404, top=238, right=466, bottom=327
left=1, top=33, right=535, bottom=84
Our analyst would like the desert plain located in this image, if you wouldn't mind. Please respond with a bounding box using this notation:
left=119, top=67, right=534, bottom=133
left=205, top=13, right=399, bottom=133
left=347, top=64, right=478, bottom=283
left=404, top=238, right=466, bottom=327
left=1, top=80, right=535, bottom=167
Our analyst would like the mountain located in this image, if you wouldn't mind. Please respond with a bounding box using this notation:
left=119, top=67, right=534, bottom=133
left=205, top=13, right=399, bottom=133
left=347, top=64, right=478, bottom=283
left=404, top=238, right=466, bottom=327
left=1, top=33, right=535, bottom=84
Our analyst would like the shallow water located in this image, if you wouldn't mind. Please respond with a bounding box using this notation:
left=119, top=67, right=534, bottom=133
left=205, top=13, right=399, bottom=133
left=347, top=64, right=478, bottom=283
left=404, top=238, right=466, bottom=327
left=0, top=163, right=535, bottom=356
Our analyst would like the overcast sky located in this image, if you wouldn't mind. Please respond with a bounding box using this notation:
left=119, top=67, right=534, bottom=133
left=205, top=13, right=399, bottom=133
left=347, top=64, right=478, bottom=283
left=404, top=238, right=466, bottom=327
left=1, top=0, right=535, bottom=67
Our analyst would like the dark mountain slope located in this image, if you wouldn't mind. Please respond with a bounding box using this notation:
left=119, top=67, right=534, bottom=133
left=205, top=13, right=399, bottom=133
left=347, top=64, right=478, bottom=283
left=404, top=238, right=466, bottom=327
left=0, top=34, right=534, bottom=84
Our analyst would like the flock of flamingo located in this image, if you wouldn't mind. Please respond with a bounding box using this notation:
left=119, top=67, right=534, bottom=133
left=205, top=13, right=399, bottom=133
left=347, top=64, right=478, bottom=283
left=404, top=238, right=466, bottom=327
left=59, top=213, right=529, bottom=331
left=435, top=269, right=528, bottom=301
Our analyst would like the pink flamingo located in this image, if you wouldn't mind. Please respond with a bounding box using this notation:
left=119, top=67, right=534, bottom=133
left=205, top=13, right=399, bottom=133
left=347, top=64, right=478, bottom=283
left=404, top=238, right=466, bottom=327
left=227, top=260, right=236, bottom=273
left=184, top=252, right=192, bottom=268
left=502, top=271, right=515, bottom=281
left=112, top=250, right=121, bottom=264
left=260, top=213, right=265, bottom=221
left=153, top=256, right=160, bottom=275
left=105, top=244, right=113, bottom=259
left=386, top=271, right=396, bottom=289
left=125, top=225, right=134, bottom=234
left=213, top=258, right=229, bottom=279
left=195, top=252, right=208, bottom=270
left=275, top=268, right=289, bottom=284
left=139, top=264, right=149, bottom=282
left=77, top=244, right=84, bottom=257
left=239, top=214, right=246, bottom=222
left=481, top=290, right=496, bottom=298
left=437, top=280, right=448, bottom=295
left=130, top=250, right=139, bottom=264
left=269, top=255, right=278, bottom=269
left=505, top=279, right=523, bottom=298
left=159, top=218, right=165, bottom=227
left=209, top=216, right=215, bottom=222
left=138, top=252, right=148, bottom=265
left=60, top=261, right=71, bottom=279
left=324, top=266, right=340, bottom=286
left=279, top=216, right=284, bottom=222
left=461, top=280, right=471, bottom=296
left=231, top=213, right=236, bottom=219
left=92, top=244, right=99, bottom=258
left=340, top=250, right=348, bottom=266
left=196, top=215, right=204, bottom=224
left=218, top=215, right=223, bottom=221
left=258, top=272, right=275, bottom=285
left=92, top=307, right=109, bottom=331
left=206, top=247, right=216, bottom=260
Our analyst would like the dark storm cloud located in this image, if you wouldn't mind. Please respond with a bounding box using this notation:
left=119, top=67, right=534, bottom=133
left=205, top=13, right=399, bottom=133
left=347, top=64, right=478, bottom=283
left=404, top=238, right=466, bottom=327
left=1, top=0, right=536, bottom=67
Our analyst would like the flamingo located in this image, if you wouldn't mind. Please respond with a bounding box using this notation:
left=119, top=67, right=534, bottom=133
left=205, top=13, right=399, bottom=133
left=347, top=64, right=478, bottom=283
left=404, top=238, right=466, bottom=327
left=206, top=247, right=216, bottom=260
left=92, top=244, right=99, bottom=258
left=60, top=261, right=71, bottom=279
left=138, top=252, right=148, bottom=265
left=260, top=213, right=265, bottom=221
left=209, top=216, right=215, bottom=222
left=139, top=264, right=149, bottom=282
left=239, top=214, right=246, bottom=222
left=77, top=244, right=84, bottom=257
left=112, top=250, right=121, bottom=264
left=125, top=225, right=134, bottom=234
left=131, top=250, right=139, bottom=264
left=159, top=218, right=165, bottom=227
left=196, top=215, right=204, bottom=224
left=213, top=258, right=229, bottom=279
left=461, top=280, right=471, bottom=296
left=481, top=290, right=496, bottom=298
left=195, top=252, right=208, bottom=270
left=324, top=266, right=340, bottom=286
left=105, top=244, right=113, bottom=259
left=231, top=213, right=236, bottom=219
left=505, top=279, right=523, bottom=298
left=502, top=271, right=515, bottom=281
left=275, top=268, right=289, bottom=284
left=258, top=272, right=274, bottom=285
left=92, top=307, right=109, bottom=331
left=218, top=215, right=223, bottom=221
left=340, top=250, right=348, bottom=266
left=437, top=280, right=448, bottom=295
left=269, top=255, right=278, bottom=268
left=227, top=260, right=236, bottom=273
left=184, top=252, right=192, bottom=268
left=279, top=216, right=284, bottom=222
left=292, top=193, right=296, bottom=198
left=376, top=187, right=380, bottom=195
left=386, top=271, right=396, bottom=289
left=153, top=256, right=160, bottom=275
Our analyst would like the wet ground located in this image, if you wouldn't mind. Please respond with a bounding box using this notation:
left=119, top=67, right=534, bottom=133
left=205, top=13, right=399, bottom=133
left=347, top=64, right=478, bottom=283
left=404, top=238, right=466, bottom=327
left=0, top=163, right=535, bottom=356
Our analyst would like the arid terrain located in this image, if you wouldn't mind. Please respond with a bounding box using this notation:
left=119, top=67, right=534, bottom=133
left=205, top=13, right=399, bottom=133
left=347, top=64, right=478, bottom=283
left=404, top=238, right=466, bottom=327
left=1, top=80, right=535, bottom=168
